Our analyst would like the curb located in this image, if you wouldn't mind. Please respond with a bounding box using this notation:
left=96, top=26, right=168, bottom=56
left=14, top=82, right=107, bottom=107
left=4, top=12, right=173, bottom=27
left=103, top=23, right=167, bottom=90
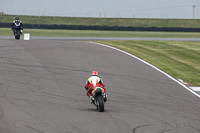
left=189, top=86, right=200, bottom=95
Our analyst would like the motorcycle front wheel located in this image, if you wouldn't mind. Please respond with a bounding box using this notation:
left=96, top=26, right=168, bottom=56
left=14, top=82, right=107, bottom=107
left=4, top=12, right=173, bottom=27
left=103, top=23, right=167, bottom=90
left=15, top=35, right=20, bottom=40
left=15, top=31, right=20, bottom=40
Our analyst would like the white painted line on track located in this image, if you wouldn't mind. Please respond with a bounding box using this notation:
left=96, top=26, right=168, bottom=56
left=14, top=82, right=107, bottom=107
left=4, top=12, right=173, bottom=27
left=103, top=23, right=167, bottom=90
left=90, top=42, right=200, bottom=98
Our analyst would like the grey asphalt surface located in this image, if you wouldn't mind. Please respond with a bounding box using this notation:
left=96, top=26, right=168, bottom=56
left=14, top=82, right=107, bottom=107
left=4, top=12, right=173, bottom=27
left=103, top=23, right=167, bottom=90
left=0, top=39, right=200, bottom=133
left=1, top=36, right=200, bottom=41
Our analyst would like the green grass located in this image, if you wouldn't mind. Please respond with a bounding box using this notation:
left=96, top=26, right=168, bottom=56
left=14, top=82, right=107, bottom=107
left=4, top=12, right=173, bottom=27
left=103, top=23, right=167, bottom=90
left=1, top=28, right=200, bottom=38
left=1, top=14, right=200, bottom=28
left=95, top=40, right=200, bottom=86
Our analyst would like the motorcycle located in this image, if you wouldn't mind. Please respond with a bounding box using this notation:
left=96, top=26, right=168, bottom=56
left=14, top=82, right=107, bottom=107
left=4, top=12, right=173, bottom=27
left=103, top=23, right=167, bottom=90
left=91, top=87, right=107, bottom=112
left=13, top=21, right=22, bottom=40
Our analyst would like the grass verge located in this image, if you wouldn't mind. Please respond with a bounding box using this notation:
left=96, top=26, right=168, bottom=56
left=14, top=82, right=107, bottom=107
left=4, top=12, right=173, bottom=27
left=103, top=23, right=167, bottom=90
left=95, top=40, right=200, bottom=86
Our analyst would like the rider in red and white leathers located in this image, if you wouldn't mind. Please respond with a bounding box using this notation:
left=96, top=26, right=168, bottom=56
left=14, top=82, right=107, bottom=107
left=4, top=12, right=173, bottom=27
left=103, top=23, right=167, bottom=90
left=85, top=71, right=107, bottom=102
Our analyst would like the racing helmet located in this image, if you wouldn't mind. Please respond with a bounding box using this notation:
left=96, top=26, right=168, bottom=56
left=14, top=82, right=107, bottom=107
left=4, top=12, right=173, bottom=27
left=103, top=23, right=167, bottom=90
left=15, top=17, right=19, bottom=20
left=92, top=71, right=98, bottom=76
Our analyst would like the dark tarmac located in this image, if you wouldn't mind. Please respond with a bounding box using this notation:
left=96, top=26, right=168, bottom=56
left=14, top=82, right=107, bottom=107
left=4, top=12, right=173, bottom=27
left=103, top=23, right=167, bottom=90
left=1, top=36, right=200, bottom=41
left=0, top=39, right=199, bottom=133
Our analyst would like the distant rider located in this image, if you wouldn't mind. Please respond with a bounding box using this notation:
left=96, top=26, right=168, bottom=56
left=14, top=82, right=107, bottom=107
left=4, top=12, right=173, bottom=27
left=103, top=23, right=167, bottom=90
left=11, top=17, right=23, bottom=35
left=85, top=71, right=107, bottom=103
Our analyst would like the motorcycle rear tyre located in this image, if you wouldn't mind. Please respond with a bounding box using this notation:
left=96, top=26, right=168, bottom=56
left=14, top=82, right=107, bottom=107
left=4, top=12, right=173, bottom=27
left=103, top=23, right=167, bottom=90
left=97, top=96, right=104, bottom=112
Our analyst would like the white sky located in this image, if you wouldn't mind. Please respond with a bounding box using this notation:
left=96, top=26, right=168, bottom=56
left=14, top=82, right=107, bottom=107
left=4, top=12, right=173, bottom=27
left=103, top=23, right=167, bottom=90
left=0, top=0, right=200, bottom=19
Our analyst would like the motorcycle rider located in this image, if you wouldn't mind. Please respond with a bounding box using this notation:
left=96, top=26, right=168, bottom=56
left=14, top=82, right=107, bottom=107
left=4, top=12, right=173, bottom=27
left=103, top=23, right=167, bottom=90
left=85, top=71, right=107, bottom=103
left=11, top=17, right=23, bottom=35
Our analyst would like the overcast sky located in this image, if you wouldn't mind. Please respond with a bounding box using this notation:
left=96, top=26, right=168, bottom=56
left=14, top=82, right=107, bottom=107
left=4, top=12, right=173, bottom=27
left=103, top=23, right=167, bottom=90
left=0, top=0, right=200, bottom=19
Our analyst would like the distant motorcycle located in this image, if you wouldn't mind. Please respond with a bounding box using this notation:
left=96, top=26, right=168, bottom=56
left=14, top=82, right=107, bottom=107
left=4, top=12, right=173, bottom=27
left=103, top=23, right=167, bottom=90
left=91, top=87, right=107, bottom=112
left=13, top=21, right=22, bottom=40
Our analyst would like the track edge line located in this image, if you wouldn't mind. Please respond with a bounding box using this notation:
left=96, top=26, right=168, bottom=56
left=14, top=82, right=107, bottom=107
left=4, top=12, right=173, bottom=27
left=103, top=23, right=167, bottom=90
left=89, top=42, right=200, bottom=98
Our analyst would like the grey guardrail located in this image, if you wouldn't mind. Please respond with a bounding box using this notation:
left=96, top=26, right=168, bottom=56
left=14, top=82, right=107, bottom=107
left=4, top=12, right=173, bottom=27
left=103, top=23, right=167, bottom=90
left=1, top=23, right=200, bottom=32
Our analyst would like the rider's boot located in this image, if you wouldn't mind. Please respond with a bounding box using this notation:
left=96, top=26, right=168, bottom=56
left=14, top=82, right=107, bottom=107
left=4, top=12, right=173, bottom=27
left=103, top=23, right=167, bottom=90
left=103, top=93, right=107, bottom=102
left=90, top=95, right=95, bottom=104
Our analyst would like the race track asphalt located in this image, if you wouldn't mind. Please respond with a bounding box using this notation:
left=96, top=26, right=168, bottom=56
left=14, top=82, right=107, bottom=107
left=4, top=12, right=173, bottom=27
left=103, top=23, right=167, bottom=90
left=0, top=39, right=200, bottom=133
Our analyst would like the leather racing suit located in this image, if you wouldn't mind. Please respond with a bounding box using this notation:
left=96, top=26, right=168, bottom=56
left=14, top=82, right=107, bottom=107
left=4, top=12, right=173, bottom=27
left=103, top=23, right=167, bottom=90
left=85, top=75, right=106, bottom=97
left=11, top=19, right=23, bottom=34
